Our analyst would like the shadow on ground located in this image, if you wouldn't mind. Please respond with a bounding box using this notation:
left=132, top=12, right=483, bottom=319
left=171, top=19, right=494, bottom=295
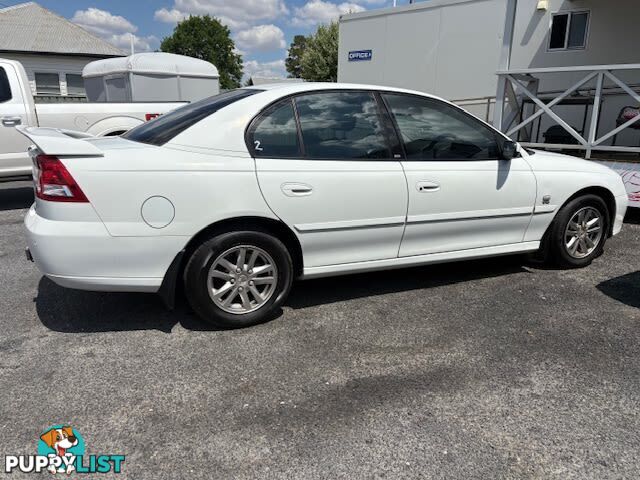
left=35, top=276, right=218, bottom=333
left=0, top=185, right=33, bottom=211
left=287, top=255, right=527, bottom=309
left=35, top=256, right=528, bottom=334
left=624, top=208, right=640, bottom=225
left=597, top=270, right=640, bottom=309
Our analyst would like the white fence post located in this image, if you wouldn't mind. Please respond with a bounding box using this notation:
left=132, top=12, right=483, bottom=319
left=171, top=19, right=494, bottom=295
left=493, top=75, right=507, bottom=131
left=586, top=72, right=604, bottom=159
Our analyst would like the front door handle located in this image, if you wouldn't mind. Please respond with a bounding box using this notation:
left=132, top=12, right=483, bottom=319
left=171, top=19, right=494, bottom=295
left=1, top=116, right=22, bottom=127
left=416, top=181, right=440, bottom=192
left=281, top=183, right=313, bottom=197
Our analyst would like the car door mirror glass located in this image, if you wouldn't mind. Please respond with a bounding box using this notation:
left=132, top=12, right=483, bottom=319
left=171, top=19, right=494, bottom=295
left=501, top=140, right=518, bottom=160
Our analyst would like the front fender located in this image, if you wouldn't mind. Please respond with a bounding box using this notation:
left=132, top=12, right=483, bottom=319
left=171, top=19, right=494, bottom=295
left=523, top=171, right=624, bottom=242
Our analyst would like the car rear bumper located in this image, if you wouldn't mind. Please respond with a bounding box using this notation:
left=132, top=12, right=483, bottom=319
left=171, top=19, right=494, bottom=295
left=25, top=204, right=185, bottom=293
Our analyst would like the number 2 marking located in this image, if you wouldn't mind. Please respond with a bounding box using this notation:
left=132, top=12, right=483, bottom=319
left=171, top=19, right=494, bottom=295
left=254, top=140, right=263, bottom=152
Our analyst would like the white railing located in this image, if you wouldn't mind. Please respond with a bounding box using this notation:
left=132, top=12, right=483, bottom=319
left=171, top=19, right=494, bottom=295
left=494, top=64, right=640, bottom=158
left=454, top=96, right=495, bottom=123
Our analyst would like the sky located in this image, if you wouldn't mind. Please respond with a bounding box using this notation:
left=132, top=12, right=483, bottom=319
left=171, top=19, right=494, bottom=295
left=1, top=0, right=408, bottom=79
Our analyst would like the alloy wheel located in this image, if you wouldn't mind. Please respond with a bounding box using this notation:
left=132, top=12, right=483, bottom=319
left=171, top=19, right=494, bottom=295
left=207, top=245, right=278, bottom=314
left=563, top=206, right=604, bottom=259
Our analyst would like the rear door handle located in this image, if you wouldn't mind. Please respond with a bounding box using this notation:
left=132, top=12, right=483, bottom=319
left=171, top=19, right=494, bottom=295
left=1, top=116, right=21, bottom=126
left=416, top=181, right=440, bottom=192
left=281, top=183, right=313, bottom=197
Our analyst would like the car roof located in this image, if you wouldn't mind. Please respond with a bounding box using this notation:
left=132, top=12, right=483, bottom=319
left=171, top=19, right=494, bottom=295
left=244, top=82, right=446, bottom=102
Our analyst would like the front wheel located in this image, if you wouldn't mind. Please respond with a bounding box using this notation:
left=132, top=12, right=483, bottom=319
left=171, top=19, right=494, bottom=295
left=546, top=194, right=609, bottom=268
left=184, top=231, right=293, bottom=328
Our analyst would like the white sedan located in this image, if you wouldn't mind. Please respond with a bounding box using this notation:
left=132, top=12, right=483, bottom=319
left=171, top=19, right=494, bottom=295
left=21, top=83, right=628, bottom=328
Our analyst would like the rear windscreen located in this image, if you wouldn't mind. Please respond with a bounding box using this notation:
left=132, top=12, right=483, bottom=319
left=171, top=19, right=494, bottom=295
left=123, top=89, right=261, bottom=146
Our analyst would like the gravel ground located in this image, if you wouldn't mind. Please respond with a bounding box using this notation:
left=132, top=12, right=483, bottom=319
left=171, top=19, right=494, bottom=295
left=0, top=181, right=639, bottom=479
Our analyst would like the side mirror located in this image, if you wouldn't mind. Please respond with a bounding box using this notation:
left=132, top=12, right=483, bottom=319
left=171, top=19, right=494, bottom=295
left=501, top=140, right=518, bottom=160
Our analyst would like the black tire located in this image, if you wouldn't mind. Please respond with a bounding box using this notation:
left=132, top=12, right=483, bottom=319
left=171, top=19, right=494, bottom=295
left=546, top=194, right=609, bottom=268
left=184, top=231, right=293, bottom=328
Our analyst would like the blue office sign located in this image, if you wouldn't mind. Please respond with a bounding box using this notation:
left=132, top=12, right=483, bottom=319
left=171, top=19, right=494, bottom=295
left=348, top=50, right=372, bottom=62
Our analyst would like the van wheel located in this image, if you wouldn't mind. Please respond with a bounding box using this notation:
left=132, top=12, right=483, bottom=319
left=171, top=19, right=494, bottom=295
left=184, top=231, right=293, bottom=328
left=547, top=194, right=609, bottom=268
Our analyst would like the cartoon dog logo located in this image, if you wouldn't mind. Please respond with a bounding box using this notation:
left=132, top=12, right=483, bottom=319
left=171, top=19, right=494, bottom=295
left=39, top=426, right=78, bottom=474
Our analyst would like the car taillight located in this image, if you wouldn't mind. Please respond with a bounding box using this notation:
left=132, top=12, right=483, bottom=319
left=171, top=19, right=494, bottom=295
left=145, top=113, right=160, bottom=121
left=34, top=154, right=89, bottom=203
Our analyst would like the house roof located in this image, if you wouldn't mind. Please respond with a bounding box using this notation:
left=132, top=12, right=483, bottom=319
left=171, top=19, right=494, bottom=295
left=0, top=2, right=125, bottom=57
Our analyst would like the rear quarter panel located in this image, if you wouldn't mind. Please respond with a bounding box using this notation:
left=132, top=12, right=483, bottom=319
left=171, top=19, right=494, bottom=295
left=63, top=139, right=277, bottom=242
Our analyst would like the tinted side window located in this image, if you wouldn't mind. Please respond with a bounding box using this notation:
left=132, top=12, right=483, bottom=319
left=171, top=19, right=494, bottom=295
left=0, top=67, right=11, bottom=103
left=549, top=13, right=569, bottom=49
left=249, top=99, right=300, bottom=158
left=383, top=93, right=500, bottom=160
left=294, top=91, right=390, bottom=160
left=123, top=89, right=260, bottom=146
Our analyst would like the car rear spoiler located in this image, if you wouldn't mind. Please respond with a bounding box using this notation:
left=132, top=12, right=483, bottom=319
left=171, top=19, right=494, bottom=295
left=16, top=126, right=104, bottom=157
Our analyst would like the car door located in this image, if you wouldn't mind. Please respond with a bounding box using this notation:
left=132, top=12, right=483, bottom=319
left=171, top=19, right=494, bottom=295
left=252, top=90, right=408, bottom=268
left=0, top=62, right=31, bottom=176
left=380, top=92, right=537, bottom=257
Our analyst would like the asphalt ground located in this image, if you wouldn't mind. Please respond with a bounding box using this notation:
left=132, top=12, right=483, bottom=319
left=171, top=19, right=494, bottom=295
left=0, top=180, right=639, bottom=479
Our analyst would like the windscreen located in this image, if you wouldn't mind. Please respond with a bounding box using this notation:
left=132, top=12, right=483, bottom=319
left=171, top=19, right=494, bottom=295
left=123, top=89, right=261, bottom=146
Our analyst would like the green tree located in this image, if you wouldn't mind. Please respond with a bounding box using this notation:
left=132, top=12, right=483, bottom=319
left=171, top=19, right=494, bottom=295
left=300, top=22, right=339, bottom=82
left=285, top=35, right=307, bottom=78
left=160, top=15, right=243, bottom=89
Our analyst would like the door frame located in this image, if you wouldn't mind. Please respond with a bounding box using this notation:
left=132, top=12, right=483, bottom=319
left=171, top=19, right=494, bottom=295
left=246, top=88, right=410, bottom=268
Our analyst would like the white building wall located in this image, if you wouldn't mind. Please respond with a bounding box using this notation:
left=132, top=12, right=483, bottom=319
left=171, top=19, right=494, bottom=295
left=510, top=0, right=640, bottom=70
left=338, top=0, right=508, bottom=101
left=338, top=0, right=640, bottom=147
left=0, top=53, right=99, bottom=96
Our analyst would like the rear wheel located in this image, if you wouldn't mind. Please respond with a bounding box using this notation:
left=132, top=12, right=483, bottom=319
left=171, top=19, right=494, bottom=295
left=546, top=194, right=609, bottom=268
left=184, top=231, right=293, bottom=328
